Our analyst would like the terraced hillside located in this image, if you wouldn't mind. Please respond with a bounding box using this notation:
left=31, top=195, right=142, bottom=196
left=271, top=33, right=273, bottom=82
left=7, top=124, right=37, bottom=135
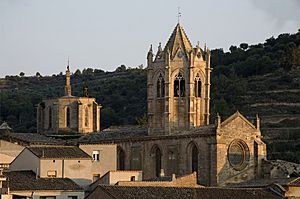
left=235, top=69, right=300, bottom=162
left=1, top=30, right=300, bottom=163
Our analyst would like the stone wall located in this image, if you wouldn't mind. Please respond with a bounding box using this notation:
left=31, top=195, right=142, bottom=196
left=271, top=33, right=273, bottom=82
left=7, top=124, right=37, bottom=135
left=215, top=112, right=266, bottom=186
left=37, top=96, right=101, bottom=134
left=116, top=134, right=213, bottom=186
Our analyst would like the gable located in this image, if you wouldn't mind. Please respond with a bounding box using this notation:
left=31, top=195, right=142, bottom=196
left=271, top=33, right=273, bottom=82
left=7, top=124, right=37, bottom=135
left=10, top=148, right=40, bottom=172
left=221, top=112, right=256, bottom=131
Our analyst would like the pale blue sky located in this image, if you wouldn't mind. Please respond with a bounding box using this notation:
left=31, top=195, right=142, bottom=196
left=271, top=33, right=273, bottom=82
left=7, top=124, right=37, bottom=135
left=0, top=0, right=299, bottom=77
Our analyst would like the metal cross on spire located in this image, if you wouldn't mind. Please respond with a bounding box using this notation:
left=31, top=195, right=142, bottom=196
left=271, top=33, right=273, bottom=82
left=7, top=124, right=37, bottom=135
left=177, top=7, right=182, bottom=23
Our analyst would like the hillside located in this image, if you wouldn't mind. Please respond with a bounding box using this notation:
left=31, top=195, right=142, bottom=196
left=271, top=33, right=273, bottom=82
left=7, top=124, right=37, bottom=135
left=0, top=30, right=300, bottom=162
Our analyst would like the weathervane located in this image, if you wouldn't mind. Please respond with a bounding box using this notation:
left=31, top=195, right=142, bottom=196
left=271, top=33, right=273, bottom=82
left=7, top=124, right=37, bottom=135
left=177, top=7, right=182, bottom=23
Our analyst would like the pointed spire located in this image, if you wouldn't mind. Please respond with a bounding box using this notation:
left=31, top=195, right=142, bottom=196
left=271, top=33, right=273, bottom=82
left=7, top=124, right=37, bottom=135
left=217, top=113, right=221, bottom=128
left=147, top=44, right=153, bottom=61
left=83, top=81, right=89, bottom=97
left=256, top=114, right=260, bottom=130
left=67, top=57, right=70, bottom=71
left=149, top=44, right=153, bottom=53
left=158, top=42, right=162, bottom=52
left=164, top=23, right=193, bottom=59
left=65, top=59, right=72, bottom=96
left=156, top=42, right=163, bottom=59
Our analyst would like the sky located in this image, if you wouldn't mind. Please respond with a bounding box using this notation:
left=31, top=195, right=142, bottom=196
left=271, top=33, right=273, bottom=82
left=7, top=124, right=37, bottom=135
left=0, top=0, right=299, bottom=77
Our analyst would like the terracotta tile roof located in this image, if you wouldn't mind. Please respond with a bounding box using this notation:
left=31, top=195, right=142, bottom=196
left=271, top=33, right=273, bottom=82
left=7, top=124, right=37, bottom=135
left=4, top=170, right=83, bottom=191
left=87, top=185, right=284, bottom=199
left=27, top=146, right=91, bottom=159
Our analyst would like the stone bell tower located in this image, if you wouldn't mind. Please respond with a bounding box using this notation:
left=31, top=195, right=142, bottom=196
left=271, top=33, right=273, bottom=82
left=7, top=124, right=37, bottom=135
left=147, top=23, right=211, bottom=135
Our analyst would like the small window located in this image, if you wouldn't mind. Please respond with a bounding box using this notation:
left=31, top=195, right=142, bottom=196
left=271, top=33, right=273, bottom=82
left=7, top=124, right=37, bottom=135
left=93, top=174, right=100, bottom=182
left=93, top=150, right=100, bottom=161
left=66, top=107, right=70, bottom=127
left=130, top=176, right=135, bottom=181
left=85, top=107, right=89, bottom=127
left=197, top=81, right=201, bottom=97
left=48, top=107, right=52, bottom=129
left=68, top=197, right=78, bottom=199
left=52, top=160, right=55, bottom=163
left=174, top=73, right=185, bottom=97
left=47, top=170, right=57, bottom=178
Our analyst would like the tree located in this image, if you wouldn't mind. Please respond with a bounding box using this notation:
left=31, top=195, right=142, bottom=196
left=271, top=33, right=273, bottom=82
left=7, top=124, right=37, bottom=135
left=293, top=46, right=300, bottom=69
left=82, top=68, right=94, bottom=75
left=74, top=69, right=82, bottom=76
left=240, top=43, right=249, bottom=50
left=115, top=65, right=126, bottom=72
left=19, top=72, right=25, bottom=77
left=229, top=45, right=237, bottom=53
left=35, top=72, right=42, bottom=77
left=94, top=69, right=105, bottom=75
left=138, top=64, right=144, bottom=69
left=135, top=114, right=147, bottom=126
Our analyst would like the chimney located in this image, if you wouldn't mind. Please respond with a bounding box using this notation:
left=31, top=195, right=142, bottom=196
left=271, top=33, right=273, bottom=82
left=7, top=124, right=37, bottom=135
left=172, top=174, right=176, bottom=181
left=36, top=167, right=39, bottom=179
left=256, top=114, right=260, bottom=130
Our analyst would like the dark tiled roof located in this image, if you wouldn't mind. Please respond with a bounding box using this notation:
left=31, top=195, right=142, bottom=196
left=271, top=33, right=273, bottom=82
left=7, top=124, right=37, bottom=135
left=4, top=170, right=83, bottom=191
left=0, top=132, right=64, bottom=146
left=288, top=178, right=300, bottom=186
left=145, top=176, right=173, bottom=182
left=228, top=177, right=300, bottom=188
left=78, top=125, right=215, bottom=144
left=78, top=125, right=148, bottom=144
left=27, top=146, right=91, bottom=159
left=87, top=185, right=283, bottom=199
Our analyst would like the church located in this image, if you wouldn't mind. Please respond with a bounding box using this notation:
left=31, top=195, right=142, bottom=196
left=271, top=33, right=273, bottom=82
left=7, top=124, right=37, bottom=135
left=38, top=23, right=267, bottom=186
left=37, top=65, right=102, bottom=134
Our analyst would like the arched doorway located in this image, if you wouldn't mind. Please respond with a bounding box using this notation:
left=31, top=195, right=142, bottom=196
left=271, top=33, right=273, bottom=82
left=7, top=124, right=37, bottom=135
left=117, top=147, right=125, bottom=170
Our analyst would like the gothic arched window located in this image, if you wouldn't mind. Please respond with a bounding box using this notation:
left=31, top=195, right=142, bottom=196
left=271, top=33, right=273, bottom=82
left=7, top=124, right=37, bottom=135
left=155, top=147, right=162, bottom=177
left=117, top=147, right=125, bottom=170
left=157, top=74, right=164, bottom=98
left=157, top=79, right=161, bottom=98
left=161, top=79, right=165, bottom=97
left=66, top=107, right=70, bottom=128
left=192, top=145, right=199, bottom=172
left=85, top=107, right=89, bottom=127
left=194, top=73, right=201, bottom=97
left=48, top=107, right=52, bottom=129
left=174, top=72, right=185, bottom=97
